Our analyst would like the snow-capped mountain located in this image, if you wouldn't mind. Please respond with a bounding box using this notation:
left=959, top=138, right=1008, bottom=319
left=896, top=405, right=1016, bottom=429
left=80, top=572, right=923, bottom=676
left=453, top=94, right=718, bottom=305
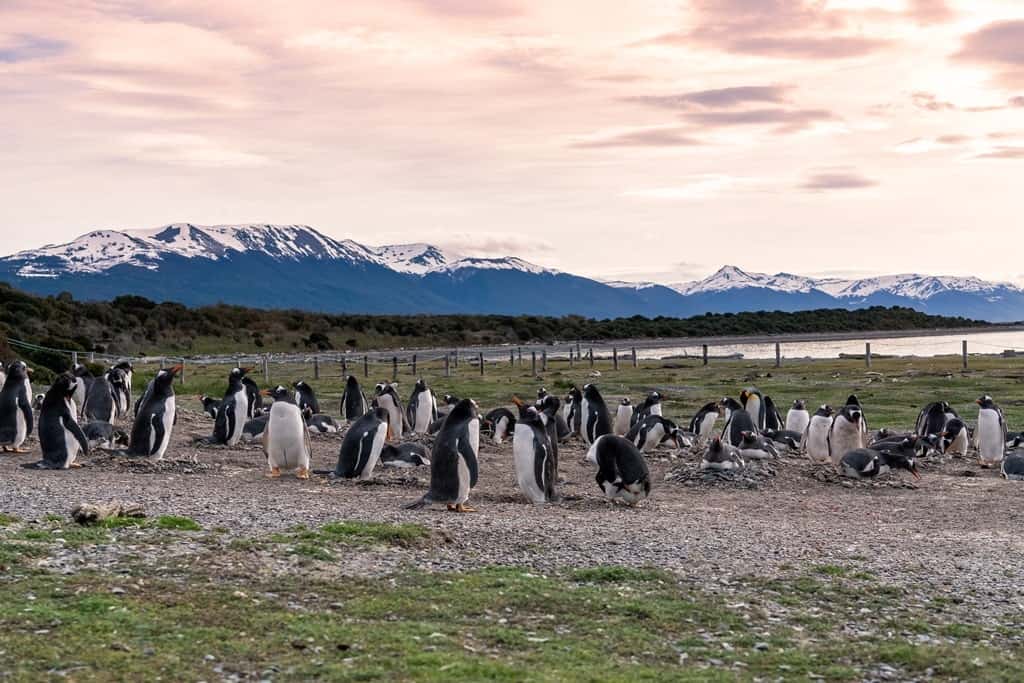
left=2, top=225, right=1022, bottom=321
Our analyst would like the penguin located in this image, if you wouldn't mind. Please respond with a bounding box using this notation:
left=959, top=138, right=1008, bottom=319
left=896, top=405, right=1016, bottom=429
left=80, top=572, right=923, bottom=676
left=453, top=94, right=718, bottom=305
left=626, top=415, right=685, bottom=454
left=591, top=435, right=651, bottom=506
left=763, top=395, right=784, bottom=431
left=426, top=416, right=447, bottom=435
left=720, top=396, right=756, bottom=447
left=915, top=401, right=951, bottom=439
left=630, top=392, right=663, bottom=428
left=339, top=375, right=368, bottom=422
left=511, top=398, right=556, bottom=505
left=380, top=442, right=431, bottom=468
left=845, top=394, right=869, bottom=432
left=537, top=395, right=564, bottom=474
left=213, top=367, right=251, bottom=447
left=82, top=421, right=129, bottom=450
left=106, top=367, right=130, bottom=419
left=939, top=418, right=969, bottom=456
left=763, top=428, right=802, bottom=451
left=802, top=405, right=834, bottom=464
left=785, top=400, right=810, bottom=434
left=242, top=376, right=262, bottom=418
left=406, top=379, right=438, bottom=435
left=114, top=361, right=134, bottom=395
left=241, top=415, right=269, bottom=442
left=439, top=394, right=461, bottom=417
left=740, top=388, right=766, bottom=430
left=126, top=365, right=180, bottom=459
left=719, top=396, right=743, bottom=422
left=1000, top=452, right=1024, bottom=481
left=580, top=383, right=612, bottom=447
left=23, top=373, right=88, bottom=469
left=305, top=410, right=339, bottom=434
left=257, top=386, right=311, bottom=478
left=32, top=394, right=45, bottom=412
left=293, top=381, right=320, bottom=416
left=373, top=382, right=405, bottom=439
left=839, top=445, right=920, bottom=480
left=565, top=386, right=582, bottom=437
left=613, top=398, right=633, bottom=436
left=737, top=431, right=779, bottom=460
left=71, top=364, right=93, bottom=418
left=535, top=387, right=549, bottom=406
left=405, top=398, right=480, bottom=513
left=688, top=402, right=720, bottom=447
left=82, top=371, right=115, bottom=423
left=827, top=403, right=866, bottom=467
left=332, top=407, right=389, bottom=479
left=975, top=395, right=1007, bottom=468
left=0, top=361, right=34, bottom=453
left=701, top=437, right=744, bottom=471
left=484, top=407, right=516, bottom=445
left=199, top=395, right=221, bottom=419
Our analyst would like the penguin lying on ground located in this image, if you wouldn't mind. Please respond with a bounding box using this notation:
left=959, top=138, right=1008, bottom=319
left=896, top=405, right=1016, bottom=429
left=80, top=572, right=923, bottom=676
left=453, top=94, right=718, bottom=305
left=701, top=437, right=744, bottom=471
left=380, top=442, right=430, bottom=468
left=23, top=373, right=88, bottom=469
left=591, top=435, right=651, bottom=506
left=802, top=405, right=834, bottom=463
left=975, top=395, right=1007, bottom=468
left=126, top=365, right=181, bottom=459
left=838, top=444, right=920, bottom=481
left=512, top=397, right=557, bottom=505
left=261, top=386, right=311, bottom=479
left=626, top=415, right=687, bottom=454
left=763, top=428, right=802, bottom=450
left=1001, top=451, right=1024, bottom=481
left=340, top=375, right=368, bottom=422
left=304, top=409, right=339, bottom=434
left=0, top=361, right=34, bottom=453
left=738, top=431, right=779, bottom=460
left=199, top=395, right=221, bottom=420
left=82, top=421, right=129, bottom=450
left=241, top=415, right=270, bottom=442
left=405, top=398, right=480, bottom=513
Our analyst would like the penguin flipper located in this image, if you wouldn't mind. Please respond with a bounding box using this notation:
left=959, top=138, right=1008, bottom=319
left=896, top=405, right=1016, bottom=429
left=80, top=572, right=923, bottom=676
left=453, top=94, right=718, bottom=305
left=457, top=436, right=479, bottom=488
left=63, top=414, right=90, bottom=457
left=18, top=392, right=33, bottom=436
left=150, top=411, right=165, bottom=456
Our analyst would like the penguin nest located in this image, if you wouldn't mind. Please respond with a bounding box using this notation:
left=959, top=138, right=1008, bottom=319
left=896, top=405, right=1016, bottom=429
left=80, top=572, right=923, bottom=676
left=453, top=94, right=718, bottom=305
left=87, top=454, right=222, bottom=475
left=664, top=459, right=779, bottom=490
left=804, top=466, right=919, bottom=490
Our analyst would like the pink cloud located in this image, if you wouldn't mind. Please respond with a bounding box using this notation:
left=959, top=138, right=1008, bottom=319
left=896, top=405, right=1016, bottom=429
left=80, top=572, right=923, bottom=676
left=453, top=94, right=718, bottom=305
left=955, top=20, right=1024, bottom=87
left=800, top=168, right=877, bottom=191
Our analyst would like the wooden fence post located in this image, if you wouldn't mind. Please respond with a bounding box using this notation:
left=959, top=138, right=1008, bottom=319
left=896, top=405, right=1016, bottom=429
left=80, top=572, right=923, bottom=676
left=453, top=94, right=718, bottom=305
left=342, top=357, right=347, bottom=377
left=363, top=356, right=369, bottom=378
left=531, top=352, right=537, bottom=375
left=775, top=342, right=781, bottom=368
left=962, top=340, right=968, bottom=370
left=589, top=349, right=594, bottom=368
left=542, top=350, right=548, bottom=372
left=412, top=354, right=417, bottom=376
left=478, top=352, right=484, bottom=376
left=444, top=354, right=451, bottom=377
left=613, top=348, right=619, bottom=370
left=631, top=347, right=637, bottom=368
left=179, top=360, right=186, bottom=385
left=702, top=345, right=708, bottom=366
left=72, top=351, right=79, bottom=366
left=453, top=351, right=458, bottom=369
left=576, top=341, right=582, bottom=360
left=865, top=343, right=872, bottom=369
left=263, top=355, right=270, bottom=381
left=314, top=356, right=321, bottom=380
left=510, top=350, right=515, bottom=367
left=392, top=356, right=398, bottom=380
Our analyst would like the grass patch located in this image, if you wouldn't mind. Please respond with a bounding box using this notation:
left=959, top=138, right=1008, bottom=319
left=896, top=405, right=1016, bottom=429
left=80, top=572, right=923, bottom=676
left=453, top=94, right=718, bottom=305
left=154, top=515, right=201, bottom=531
left=571, top=566, right=669, bottom=584
left=0, top=513, right=17, bottom=526
left=813, top=564, right=850, bottom=577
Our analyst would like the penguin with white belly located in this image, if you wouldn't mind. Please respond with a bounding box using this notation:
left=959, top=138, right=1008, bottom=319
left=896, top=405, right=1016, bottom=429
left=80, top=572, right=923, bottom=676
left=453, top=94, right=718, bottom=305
left=106, top=367, right=130, bottom=419
left=114, top=361, right=134, bottom=395
left=720, top=397, right=757, bottom=447
left=484, top=407, right=516, bottom=445
left=738, top=431, right=779, bottom=460
left=373, top=383, right=405, bottom=440
left=537, top=395, right=564, bottom=474
left=689, top=402, right=720, bottom=447
left=591, top=435, right=651, bottom=506
left=915, top=401, right=951, bottom=440
left=82, top=421, right=129, bottom=450
left=406, top=379, right=438, bottom=435
left=802, top=405, right=834, bottom=464
left=827, top=402, right=866, bottom=468
left=82, top=372, right=115, bottom=423
left=380, top=442, right=430, bottom=468
left=126, top=365, right=180, bottom=459
left=975, top=395, right=1007, bottom=468
left=580, top=384, right=612, bottom=447
left=293, top=381, right=320, bottom=416
left=1001, top=451, right=1024, bottom=481
left=701, top=437, right=744, bottom=471
left=511, top=398, right=556, bottom=505
left=261, top=386, right=312, bottom=479
left=613, top=398, right=633, bottom=436
left=333, top=407, right=388, bottom=479
left=740, top=388, right=766, bottom=431
left=839, top=443, right=920, bottom=481
left=785, top=400, right=810, bottom=434
left=630, top=392, right=662, bottom=428
left=565, top=386, right=582, bottom=437
left=0, top=361, right=34, bottom=453
left=627, top=415, right=685, bottom=454
left=214, top=367, right=251, bottom=447
left=23, top=373, right=88, bottom=469
left=339, top=375, right=368, bottom=422
left=763, top=395, right=784, bottom=431
left=304, top=409, right=339, bottom=434
left=405, top=398, right=480, bottom=513
left=242, top=376, right=262, bottom=418
left=939, top=418, right=969, bottom=456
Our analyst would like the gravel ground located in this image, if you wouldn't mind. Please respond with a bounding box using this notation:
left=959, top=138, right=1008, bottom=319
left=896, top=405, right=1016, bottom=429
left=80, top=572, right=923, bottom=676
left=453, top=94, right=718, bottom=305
left=2, top=406, right=1024, bottom=620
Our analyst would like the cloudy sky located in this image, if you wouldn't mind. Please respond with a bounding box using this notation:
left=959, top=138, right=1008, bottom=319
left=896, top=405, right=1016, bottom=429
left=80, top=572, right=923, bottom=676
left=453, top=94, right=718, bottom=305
left=1, top=0, right=1022, bottom=284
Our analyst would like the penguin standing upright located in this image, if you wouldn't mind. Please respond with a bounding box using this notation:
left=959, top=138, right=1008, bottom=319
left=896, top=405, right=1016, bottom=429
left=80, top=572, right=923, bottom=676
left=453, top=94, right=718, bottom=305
left=82, top=371, right=115, bottom=423
left=827, top=402, right=866, bottom=467
left=71, top=364, right=93, bottom=418
left=25, top=373, right=88, bottom=469
left=242, top=376, right=262, bottom=418
left=334, top=407, right=389, bottom=479
left=720, top=397, right=756, bottom=447
left=565, top=386, right=582, bottom=437
left=106, top=367, right=130, bottom=419
left=627, top=415, right=685, bottom=453
left=613, top=398, right=633, bottom=436
left=916, top=401, right=951, bottom=439
left=786, top=400, right=810, bottom=434
left=762, top=396, right=784, bottom=431
left=484, top=407, right=516, bottom=445
left=262, top=386, right=312, bottom=479
left=512, top=398, right=556, bottom=505
left=688, top=401, right=720, bottom=447
left=537, top=395, right=563, bottom=475
left=0, top=361, right=34, bottom=453
left=940, top=417, right=970, bottom=456
left=373, top=383, right=405, bottom=439
left=214, top=367, right=251, bottom=447
left=630, top=392, right=662, bottom=428
left=580, top=384, right=612, bottom=446
left=114, top=361, right=134, bottom=396
left=592, top=435, right=651, bottom=506
left=740, top=388, right=766, bottom=431
left=339, top=375, right=368, bottom=422
left=406, top=398, right=480, bottom=513
left=406, top=379, right=438, bottom=435
left=975, top=395, right=1007, bottom=468
left=803, top=405, right=834, bottom=463
left=127, top=365, right=180, bottom=459
left=293, top=381, right=320, bottom=416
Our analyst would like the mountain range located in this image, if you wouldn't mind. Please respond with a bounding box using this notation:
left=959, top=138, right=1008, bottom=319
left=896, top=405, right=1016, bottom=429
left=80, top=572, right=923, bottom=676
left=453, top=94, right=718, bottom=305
left=1, top=223, right=1022, bottom=322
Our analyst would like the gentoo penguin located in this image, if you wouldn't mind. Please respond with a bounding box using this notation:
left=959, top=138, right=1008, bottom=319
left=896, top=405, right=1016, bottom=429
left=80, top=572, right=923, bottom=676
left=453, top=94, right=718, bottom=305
left=406, top=379, right=438, bottom=435
left=915, top=401, right=952, bottom=439
left=535, top=387, right=549, bottom=406
left=334, top=407, right=389, bottom=479
left=199, top=395, right=221, bottom=419
left=126, top=365, right=180, bottom=459
left=613, top=398, right=633, bottom=436
left=845, top=394, right=869, bottom=432
left=82, top=371, right=115, bottom=423
left=802, top=405, right=834, bottom=463
left=439, top=394, right=460, bottom=417
left=688, top=402, right=720, bottom=447
left=939, top=418, right=970, bottom=456
left=293, top=381, right=320, bottom=416
left=701, top=437, right=744, bottom=471
left=580, top=383, right=612, bottom=447
left=763, top=395, right=784, bottom=431
left=975, top=395, right=1007, bottom=468
left=565, top=386, right=582, bottom=437
left=241, top=415, right=269, bottom=442
left=763, top=428, right=803, bottom=451
left=304, top=409, right=339, bottom=434
left=71, top=364, right=93, bottom=418
left=373, top=383, right=405, bottom=439
left=82, top=421, right=129, bottom=450
left=1000, top=452, right=1024, bottom=481
left=261, top=386, right=311, bottom=479
left=737, top=431, right=779, bottom=460
left=242, top=376, right=262, bottom=419
left=537, top=395, right=564, bottom=474
left=0, top=361, right=34, bottom=453
left=512, top=398, right=556, bottom=505
left=380, top=442, right=430, bottom=468
left=32, top=394, right=45, bottom=412
left=591, top=435, right=651, bottom=506
left=839, top=445, right=920, bottom=480
left=484, top=407, right=516, bottom=445
left=740, top=388, right=766, bottom=431
left=785, top=400, right=810, bottom=434
left=630, top=392, right=663, bottom=428
left=25, top=373, right=88, bottom=469
left=626, top=415, right=685, bottom=453
left=106, top=367, right=130, bottom=419
left=405, top=398, right=480, bottom=513
left=213, top=367, right=251, bottom=447
left=114, top=361, right=134, bottom=395
left=720, top=396, right=756, bottom=447
left=827, top=402, right=866, bottom=467
left=339, top=375, right=368, bottom=422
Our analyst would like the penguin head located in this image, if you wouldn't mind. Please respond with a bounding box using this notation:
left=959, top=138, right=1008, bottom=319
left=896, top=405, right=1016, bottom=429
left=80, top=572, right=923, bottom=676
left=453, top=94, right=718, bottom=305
left=620, top=398, right=631, bottom=406
left=815, top=404, right=834, bottom=418
left=72, top=363, right=91, bottom=378
left=152, top=365, right=181, bottom=390
left=719, top=397, right=741, bottom=412
left=539, top=395, right=561, bottom=417
left=414, top=378, right=428, bottom=392
left=231, top=367, right=250, bottom=378
left=649, top=392, right=661, bottom=403
left=293, top=380, right=308, bottom=391
left=537, top=387, right=548, bottom=399
left=443, top=394, right=459, bottom=405
left=792, top=399, right=806, bottom=410
left=43, top=373, right=76, bottom=409
left=267, top=385, right=291, bottom=402
left=6, top=361, right=31, bottom=381
left=976, top=395, right=996, bottom=409
left=739, top=431, right=757, bottom=446
left=115, top=361, right=134, bottom=373
left=880, top=449, right=921, bottom=480
left=846, top=394, right=861, bottom=408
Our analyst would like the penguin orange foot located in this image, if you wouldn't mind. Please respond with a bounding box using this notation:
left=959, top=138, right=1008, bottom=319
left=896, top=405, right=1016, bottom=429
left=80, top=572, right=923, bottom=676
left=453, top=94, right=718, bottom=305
left=296, top=467, right=310, bottom=479
left=266, top=467, right=281, bottom=478
left=454, top=504, right=477, bottom=513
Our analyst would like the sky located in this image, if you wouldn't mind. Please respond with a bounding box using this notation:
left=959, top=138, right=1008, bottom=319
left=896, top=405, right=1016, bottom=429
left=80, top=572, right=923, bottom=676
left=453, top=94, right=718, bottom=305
left=1, top=0, right=1023, bottom=286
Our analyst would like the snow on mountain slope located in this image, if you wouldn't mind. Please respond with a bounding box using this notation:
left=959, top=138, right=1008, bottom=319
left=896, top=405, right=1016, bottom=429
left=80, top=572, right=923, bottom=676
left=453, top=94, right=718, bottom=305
left=374, top=243, right=457, bottom=275
left=670, top=266, right=817, bottom=295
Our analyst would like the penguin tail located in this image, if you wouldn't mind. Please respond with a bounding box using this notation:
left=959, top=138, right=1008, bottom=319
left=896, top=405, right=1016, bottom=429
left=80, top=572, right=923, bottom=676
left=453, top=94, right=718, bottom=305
left=311, top=469, right=335, bottom=477
left=403, top=495, right=432, bottom=510
left=20, top=461, right=53, bottom=470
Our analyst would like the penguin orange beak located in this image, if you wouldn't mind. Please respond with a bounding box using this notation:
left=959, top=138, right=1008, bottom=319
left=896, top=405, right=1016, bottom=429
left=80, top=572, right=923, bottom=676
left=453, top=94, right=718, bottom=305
left=511, top=396, right=524, bottom=407
left=260, top=389, right=272, bottom=397
left=169, top=364, right=183, bottom=375
left=911, top=467, right=922, bottom=481
left=975, top=398, right=982, bottom=405
left=241, top=367, right=253, bottom=374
